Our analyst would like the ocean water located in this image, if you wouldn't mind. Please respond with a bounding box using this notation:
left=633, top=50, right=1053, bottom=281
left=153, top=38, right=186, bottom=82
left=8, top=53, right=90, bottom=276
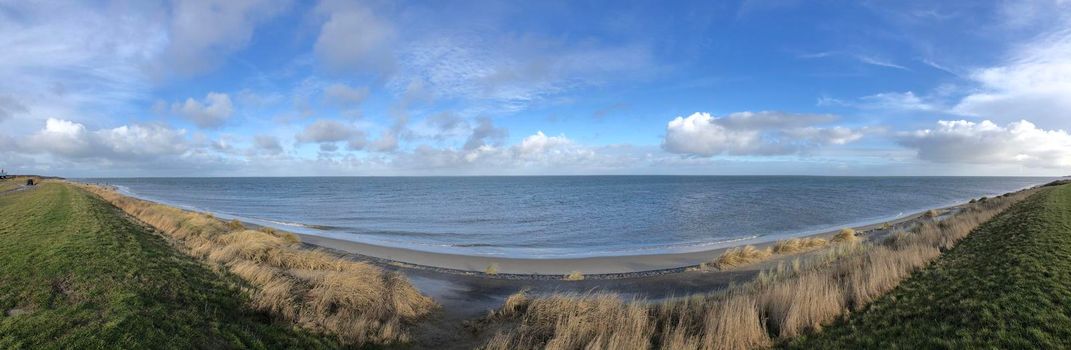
left=82, top=176, right=1054, bottom=258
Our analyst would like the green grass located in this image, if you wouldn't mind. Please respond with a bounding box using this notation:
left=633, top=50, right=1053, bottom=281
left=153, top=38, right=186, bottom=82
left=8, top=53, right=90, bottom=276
left=0, top=178, right=24, bottom=192
left=0, top=183, right=344, bottom=349
left=787, top=184, right=1071, bottom=349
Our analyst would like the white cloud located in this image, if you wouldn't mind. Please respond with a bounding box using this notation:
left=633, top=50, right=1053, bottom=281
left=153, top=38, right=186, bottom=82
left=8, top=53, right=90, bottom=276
left=385, top=130, right=598, bottom=171
left=97, top=124, right=191, bottom=157
left=0, top=1, right=165, bottom=130
left=798, top=51, right=910, bottom=71
left=898, top=119, right=1071, bottom=168
left=295, top=119, right=367, bottom=150
left=784, top=127, right=865, bottom=145
left=952, top=27, right=1071, bottom=128
left=172, top=92, right=234, bottom=128
left=393, top=34, right=652, bottom=112
left=859, top=91, right=940, bottom=112
left=818, top=91, right=950, bottom=115
left=26, top=118, right=94, bottom=158
left=855, top=55, right=910, bottom=70
left=163, top=0, right=290, bottom=75
left=25, top=118, right=189, bottom=160
left=313, top=0, right=395, bottom=75
left=513, top=131, right=593, bottom=162
left=662, top=112, right=864, bottom=157
left=998, top=0, right=1071, bottom=30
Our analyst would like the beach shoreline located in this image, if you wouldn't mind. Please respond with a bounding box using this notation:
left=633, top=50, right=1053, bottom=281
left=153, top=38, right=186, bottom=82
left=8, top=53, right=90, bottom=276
left=293, top=203, right=953, bottom=276
left=80, top=178, right=1030, bottom=277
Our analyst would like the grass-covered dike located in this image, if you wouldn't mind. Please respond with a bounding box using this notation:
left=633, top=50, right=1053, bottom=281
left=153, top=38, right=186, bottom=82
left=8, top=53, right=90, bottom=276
left=0, top=181, right=343, bottom=349
left=3, top=176, right=1070, bottom=349
left=788, top=183, right=1071, bottom=348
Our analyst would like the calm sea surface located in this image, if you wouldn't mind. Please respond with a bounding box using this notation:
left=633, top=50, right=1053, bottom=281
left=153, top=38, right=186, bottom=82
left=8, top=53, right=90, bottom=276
left=81, top=176, right=1053, bottom=258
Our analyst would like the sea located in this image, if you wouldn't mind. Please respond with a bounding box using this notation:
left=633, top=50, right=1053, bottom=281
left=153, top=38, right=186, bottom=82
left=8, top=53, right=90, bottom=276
left=80, top=176, right=1055, bottom=258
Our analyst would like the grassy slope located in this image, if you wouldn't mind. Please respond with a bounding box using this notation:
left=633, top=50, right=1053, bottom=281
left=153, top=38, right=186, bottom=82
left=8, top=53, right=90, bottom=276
left=0, top=178, right=23, bottom=192
left=0, top=183, right=343, bottom=349
left=788, top=184, right=1071, bottom=349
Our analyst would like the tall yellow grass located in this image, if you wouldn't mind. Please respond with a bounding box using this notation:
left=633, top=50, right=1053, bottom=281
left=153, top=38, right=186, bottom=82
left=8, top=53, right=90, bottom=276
left=715, top=229, right=857, bottom=271
left=480, top=188, right=1037, bottom=350
left=831, top=228, right=857, bottom=243
left=713, top=245, right=771, bottom=268
left=76, top=184, right=436, bottom=346
left=771, top=237, right=827, bottom=254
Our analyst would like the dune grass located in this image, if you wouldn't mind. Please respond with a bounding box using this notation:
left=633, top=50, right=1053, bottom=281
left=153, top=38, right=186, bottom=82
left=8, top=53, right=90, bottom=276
left=479, top=186, right=1039, bottom=349
left=771, top=237, right=828, bottom=255
left=830, top=228, right=856, bottom=243
left=716, top=229, right=855, bottom=271
left=0, top=182, right=343, bottom=349
left=714, top=245, right=773, bottom=269
left=76, top=183, right=436, bottom=346
left=786, top=183, right=1071, bottom=348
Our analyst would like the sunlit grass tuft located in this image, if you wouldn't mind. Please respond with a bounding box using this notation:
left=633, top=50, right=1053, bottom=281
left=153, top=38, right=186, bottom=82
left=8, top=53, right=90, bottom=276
left=714, top=245, right=773, bottom=269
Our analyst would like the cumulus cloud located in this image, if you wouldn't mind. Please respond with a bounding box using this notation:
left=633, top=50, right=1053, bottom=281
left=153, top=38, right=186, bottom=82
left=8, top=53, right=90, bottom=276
left=172, top=92, right=234, bottom=128
left=163, top=0, right=290, bottom=75
left=295, top=119, right=367, bottom=150
left=952, top=27, right=1071, bottom=128
left=25, top=118, right=189, bottom=160
left=898, top=119, right=1071, bottom=168
left=513, top=131, right=591, bottom=161
left=314, top=0, right=395, bottom=75
left=662, top=112, right=864, bottom=157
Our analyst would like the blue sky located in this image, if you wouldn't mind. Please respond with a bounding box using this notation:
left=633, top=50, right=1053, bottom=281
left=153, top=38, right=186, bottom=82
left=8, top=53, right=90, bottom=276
left=2, top=0, right=1071, bottom=177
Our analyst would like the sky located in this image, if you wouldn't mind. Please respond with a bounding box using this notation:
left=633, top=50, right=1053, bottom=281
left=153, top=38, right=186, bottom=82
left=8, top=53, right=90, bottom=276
left=2, top=0, right=1071, bottom=177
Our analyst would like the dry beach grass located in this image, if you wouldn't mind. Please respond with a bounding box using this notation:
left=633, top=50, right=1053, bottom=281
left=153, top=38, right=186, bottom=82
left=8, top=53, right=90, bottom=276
left=76, top=184, right=436, bottom=346
left=478, top=188, right=1036, bottom=350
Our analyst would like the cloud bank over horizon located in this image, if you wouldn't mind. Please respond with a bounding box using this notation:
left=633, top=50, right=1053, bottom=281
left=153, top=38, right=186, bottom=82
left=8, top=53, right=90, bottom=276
left=1, top=0, right=1070, bottom=177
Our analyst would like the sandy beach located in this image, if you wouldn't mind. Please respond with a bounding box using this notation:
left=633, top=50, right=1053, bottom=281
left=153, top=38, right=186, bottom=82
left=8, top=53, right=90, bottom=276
left=295, top=203, right=951, bottom=276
